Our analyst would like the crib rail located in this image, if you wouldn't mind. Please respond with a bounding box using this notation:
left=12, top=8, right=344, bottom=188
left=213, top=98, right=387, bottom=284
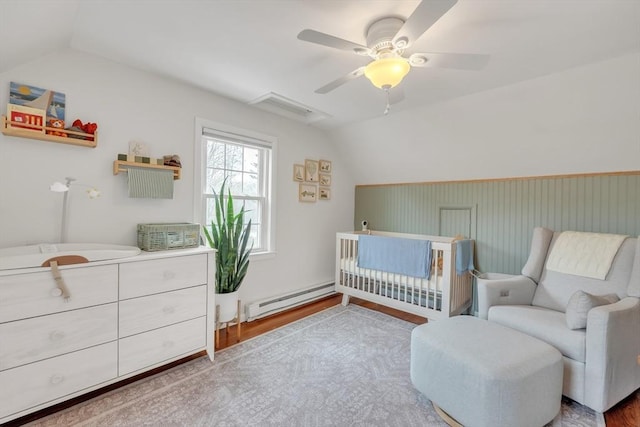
left=335, top=231, right=473, bottom=321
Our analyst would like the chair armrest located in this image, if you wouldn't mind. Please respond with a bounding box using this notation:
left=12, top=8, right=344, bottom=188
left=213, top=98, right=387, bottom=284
left=585, top=297, right=640, bottom=412
left=476, top=274, right=537, bottom=319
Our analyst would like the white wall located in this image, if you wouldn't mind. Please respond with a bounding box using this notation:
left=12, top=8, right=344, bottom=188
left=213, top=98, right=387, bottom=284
left=330, top=52, right=640, bottom=185
left=0, top=49, right=355, bottom=305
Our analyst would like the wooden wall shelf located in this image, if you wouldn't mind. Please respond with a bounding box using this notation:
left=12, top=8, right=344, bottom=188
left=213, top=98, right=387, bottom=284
left=1, top=115, right=97, bottom=148
left=113, top=160, right=181, bottom=180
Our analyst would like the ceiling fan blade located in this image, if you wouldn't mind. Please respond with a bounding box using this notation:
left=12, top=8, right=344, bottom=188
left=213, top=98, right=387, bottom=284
left=315, top=67, right=366, bottom=94
left=409, top=52, right=490, bottom=70
left=298, top=29, right=370, bottom=55
left=392, top=0, right=458, bottom=49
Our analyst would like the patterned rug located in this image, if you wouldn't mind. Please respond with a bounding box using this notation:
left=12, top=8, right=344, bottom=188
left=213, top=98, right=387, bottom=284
left=29, top=305, right=605, bottom=426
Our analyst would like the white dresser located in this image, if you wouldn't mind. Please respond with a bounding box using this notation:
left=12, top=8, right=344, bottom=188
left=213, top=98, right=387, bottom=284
left=0, top=247, right=215, bottom=424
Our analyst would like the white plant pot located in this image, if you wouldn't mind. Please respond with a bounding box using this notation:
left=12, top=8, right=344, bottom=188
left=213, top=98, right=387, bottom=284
left=216, top=291, right=240, bottom=323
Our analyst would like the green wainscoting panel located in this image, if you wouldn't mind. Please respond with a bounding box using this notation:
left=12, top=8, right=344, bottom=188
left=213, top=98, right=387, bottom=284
left=354, top=172, right=640, bottom=275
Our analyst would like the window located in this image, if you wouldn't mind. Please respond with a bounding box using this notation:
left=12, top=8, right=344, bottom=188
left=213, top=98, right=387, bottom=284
left=194, top=119, right=276, bottom=255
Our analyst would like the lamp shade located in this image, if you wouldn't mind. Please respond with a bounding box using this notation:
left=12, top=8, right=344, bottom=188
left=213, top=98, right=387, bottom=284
left=364, top=57, right=410, bottom=89
left=50, top=182, right=69, bottom=192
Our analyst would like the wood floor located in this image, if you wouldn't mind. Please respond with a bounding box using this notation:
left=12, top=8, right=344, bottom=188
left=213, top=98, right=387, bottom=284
left=217, top=294, right=639, bottom=427
left=9, top=294, right=638, bottom=426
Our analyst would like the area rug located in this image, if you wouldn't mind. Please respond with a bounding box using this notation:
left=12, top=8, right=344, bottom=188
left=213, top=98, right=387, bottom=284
left=28, top=305, right=605, bottom=426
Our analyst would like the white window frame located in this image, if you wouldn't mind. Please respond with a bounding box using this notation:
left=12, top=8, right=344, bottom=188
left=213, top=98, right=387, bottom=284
left=194, top=117, right=277, bottom=259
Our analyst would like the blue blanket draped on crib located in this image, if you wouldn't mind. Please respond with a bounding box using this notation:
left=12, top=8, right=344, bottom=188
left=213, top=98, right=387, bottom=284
left=455, top=239, right=474, bottom=275
left=357, top=235, right=432, bottom=279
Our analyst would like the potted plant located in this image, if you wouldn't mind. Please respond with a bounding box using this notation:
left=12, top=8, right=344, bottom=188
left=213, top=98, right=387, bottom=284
left=203, top=179, right=252, bottom=323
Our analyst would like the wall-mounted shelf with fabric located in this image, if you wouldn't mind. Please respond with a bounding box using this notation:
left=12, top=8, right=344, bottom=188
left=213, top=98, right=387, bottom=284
left=1, top=115, right=97, bottom=148
left=113, top=160, right=181, bottom=180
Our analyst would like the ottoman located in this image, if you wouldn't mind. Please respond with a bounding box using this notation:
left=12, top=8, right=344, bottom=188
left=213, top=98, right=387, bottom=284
left=411, top=316, right=563, bottom=427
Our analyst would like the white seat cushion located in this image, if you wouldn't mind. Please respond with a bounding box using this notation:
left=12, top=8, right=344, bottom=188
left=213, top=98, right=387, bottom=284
left=488, top=305, right=586, bottom=362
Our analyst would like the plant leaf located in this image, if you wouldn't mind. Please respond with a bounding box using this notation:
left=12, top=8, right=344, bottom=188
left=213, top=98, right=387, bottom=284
left=203, top=176, right=252, bottom=293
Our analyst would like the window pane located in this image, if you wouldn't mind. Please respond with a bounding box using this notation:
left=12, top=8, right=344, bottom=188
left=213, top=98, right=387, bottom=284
left=204, top=197, right=216, bottom=226
left=242, top=172, right=258, bottom=196
left=226, top=144, right=243, bottom=171
left=205, top=168, right=225, bottom=194
left=207, top=140, right=225, bottom=168
left=201, top=128, right=271, bottom=254
left=249, top=224, right=260, bottom=250
left=241, top=199, right=259, bottom=225
left=243, top=147, right=260, bottom=173
left=227, top=171, right=242, bottom=194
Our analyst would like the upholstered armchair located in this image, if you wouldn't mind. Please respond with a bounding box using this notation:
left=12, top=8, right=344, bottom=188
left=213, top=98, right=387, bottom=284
left=477, top=227, right=640, bottom=413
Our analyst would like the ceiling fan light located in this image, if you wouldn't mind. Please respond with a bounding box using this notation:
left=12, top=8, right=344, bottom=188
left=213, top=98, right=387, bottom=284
left=364, top=57, right=410, bottom=89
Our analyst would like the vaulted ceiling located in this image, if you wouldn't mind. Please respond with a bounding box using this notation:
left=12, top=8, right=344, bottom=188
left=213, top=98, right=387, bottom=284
left=1, top=0, right=639, bottom=129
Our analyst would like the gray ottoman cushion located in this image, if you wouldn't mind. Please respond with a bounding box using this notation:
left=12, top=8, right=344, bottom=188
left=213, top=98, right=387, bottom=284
left=411, top=316, right=563, bottom=427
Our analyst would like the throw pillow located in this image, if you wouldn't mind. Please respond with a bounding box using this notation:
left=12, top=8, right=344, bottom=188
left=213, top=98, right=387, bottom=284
left=566, top=290, right=620, bottom=330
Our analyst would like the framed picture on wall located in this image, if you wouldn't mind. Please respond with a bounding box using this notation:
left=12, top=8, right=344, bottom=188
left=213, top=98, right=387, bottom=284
left=299, top=184, right=317, bottom=202
left=9, top=81, right=66, bottom=123
left=319, top=159, right=332, bottom=173
left=129, top=140, right=150, bottom=157
left=319, top=173, right=331, bottom=186
left=319, top=187, right=331, bottom=200
left=305, top=159, right=319, bottom=182
left=293, top=164, right=304, bottom=182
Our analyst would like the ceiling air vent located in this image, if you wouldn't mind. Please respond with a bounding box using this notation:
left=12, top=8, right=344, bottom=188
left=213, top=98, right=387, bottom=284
left=249, top=92, right=330, bottom=124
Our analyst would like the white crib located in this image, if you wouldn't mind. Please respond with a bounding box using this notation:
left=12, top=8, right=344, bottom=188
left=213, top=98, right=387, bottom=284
left=335, top=231, right=474, bottom=321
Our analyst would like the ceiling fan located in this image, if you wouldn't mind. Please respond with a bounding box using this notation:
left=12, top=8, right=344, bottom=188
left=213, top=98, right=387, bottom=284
left=297, top=0, right=489, bottom=96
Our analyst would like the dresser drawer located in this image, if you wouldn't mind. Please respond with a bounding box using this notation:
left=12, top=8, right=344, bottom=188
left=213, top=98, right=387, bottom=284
left=0, top=342, right=117, bottom=419
left=0, top=303, right=117, bottom=371
left=119, top=317, right=206, bottom=376
left=0, top=265, right=118, bottom=323
left=119, top=254, right=208, bottom=299
left=119, top=285, right=207, bottom=338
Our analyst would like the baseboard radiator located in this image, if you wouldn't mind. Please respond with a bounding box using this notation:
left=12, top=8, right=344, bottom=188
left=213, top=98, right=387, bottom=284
left=246, top=282, right=335, bottom=321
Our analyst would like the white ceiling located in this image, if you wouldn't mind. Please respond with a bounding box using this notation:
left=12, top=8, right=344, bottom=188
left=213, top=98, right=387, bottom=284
left=1, top=0, right=639, bottom=129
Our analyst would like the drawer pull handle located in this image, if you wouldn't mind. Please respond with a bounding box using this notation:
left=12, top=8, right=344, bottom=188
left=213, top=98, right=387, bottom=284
left=49, top=330, right=65, bottom=341
left=163, top=271, right=176, bottom=280
left=49, top=261, right=71, bottom=301
left=50, top=288, right=63, bottom=297
left=162, top=306, right=176, bottom=315
left=50, top=374, right=64, bottom=385
left=163, top=341, right=175, bottom=349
